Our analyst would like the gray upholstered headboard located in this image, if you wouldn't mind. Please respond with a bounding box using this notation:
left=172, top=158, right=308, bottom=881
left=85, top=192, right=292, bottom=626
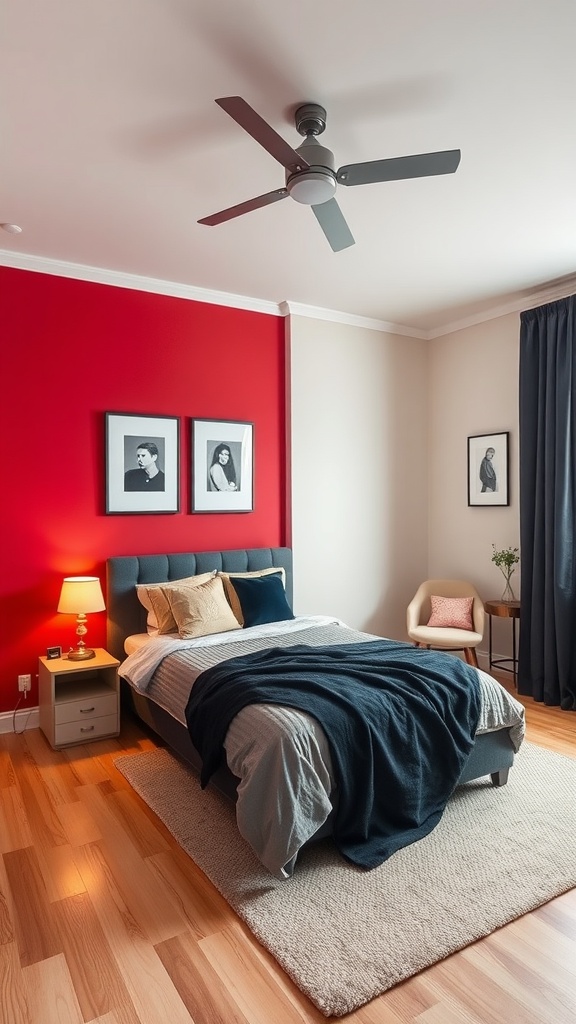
left=106, top=546, right=293, bottom=663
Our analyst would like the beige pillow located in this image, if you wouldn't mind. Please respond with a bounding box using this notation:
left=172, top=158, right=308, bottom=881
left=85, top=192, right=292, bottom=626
left=165, top=575, right=241, bottom=639
left=136, top=571, right=216, bottom=634
left=218, top=567, right=286, bottom=625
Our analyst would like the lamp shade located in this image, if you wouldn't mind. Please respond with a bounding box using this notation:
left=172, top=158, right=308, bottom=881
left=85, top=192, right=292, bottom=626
left=57, top=576, right=105, bottom=614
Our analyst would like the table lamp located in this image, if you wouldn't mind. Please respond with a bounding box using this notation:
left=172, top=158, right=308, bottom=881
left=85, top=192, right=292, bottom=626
left=57, top=576, right=105, bottom=660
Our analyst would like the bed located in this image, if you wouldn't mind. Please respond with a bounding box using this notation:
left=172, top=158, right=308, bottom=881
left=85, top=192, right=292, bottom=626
left=107, top=546, right=525, bottom=878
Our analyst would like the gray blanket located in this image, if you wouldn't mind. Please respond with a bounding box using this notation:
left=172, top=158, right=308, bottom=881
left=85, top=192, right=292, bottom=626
left=186, top=640, right=482, bottom=869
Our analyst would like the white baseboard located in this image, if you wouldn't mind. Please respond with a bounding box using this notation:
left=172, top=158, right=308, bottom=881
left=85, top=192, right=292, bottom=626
left=0, top=706, right=40, bottom=734
left=477, top=646, right=517, bottom=678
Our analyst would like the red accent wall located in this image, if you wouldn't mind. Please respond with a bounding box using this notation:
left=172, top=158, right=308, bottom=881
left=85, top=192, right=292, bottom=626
left=0, top=266, right=286, bottom=712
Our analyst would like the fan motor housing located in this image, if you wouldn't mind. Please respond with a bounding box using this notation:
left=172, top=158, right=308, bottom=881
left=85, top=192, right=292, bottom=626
left=294, top=103, right=328, bottom=137
left=286, top=136, right=337, bottom=205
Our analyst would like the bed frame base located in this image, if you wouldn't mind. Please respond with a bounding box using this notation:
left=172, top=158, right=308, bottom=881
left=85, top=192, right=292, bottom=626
left=124, top=681, right=515, bottom=799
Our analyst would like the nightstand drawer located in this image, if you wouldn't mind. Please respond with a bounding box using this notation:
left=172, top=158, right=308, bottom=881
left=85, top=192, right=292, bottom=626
left=55, top=691, right=118, bottom=725
left=54, top=714, right=119, bottom=746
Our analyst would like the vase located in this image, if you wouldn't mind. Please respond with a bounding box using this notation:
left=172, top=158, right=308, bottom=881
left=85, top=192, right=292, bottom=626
left=501, top=578, right=515, bottom=602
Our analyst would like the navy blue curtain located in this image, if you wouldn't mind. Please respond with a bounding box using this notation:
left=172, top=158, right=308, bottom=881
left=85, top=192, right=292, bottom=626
left=518, top=295, right=576, bottom=710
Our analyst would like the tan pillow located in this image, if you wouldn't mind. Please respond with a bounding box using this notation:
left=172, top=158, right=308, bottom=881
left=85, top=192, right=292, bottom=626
left=136, top=571, right=216, bottom=634
left=218, top=567, right=286, bottom=625
left=165, top=575, right=241, bottom=639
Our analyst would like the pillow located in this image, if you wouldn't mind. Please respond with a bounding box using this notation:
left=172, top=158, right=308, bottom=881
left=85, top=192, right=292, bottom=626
left=229, top=573, right=295, bottom=628
left=136, top=571, right=216, bottom=634
left=164, top=575, right=242, bottom=639
left=218, top=567, right=286, bottom=625
left=427, top=595, right=474, bottom=630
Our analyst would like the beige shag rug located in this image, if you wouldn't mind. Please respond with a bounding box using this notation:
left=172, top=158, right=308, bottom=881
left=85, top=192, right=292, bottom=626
left=115, top=741, right=576, bottom=1017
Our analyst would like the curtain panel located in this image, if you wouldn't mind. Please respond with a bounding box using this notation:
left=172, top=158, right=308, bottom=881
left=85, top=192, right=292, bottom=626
left=518, top=294, right=576, bottom=710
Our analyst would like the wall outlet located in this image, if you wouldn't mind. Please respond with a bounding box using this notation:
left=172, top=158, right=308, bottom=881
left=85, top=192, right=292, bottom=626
left=18, top=674, right=31, bottom=692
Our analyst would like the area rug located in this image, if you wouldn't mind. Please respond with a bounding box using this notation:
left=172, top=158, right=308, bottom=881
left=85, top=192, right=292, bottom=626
left=114, top=741, right=576, bottom=1017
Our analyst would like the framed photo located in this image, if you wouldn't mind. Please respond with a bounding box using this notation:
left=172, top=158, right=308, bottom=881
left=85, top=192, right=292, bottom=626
left=105, top=412, right=180, bottom=514
left=191, top=418, right=254, bottom=513
left=467, top=431, right=509, bottom=507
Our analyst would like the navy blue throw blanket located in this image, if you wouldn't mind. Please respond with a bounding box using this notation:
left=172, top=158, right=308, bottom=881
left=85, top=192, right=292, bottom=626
left=185, top=640, right=482, bottom=869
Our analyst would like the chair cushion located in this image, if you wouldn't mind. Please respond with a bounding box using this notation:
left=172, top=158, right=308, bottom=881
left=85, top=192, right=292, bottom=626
left=427, top=595, right=474, bottom=630
left=408, top=625, right=482, bottom=647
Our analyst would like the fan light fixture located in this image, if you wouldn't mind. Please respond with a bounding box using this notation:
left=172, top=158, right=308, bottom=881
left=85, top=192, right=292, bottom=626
left=286, top=171, right=336, bottom=205
left=57, top=576, right=105, bottom=661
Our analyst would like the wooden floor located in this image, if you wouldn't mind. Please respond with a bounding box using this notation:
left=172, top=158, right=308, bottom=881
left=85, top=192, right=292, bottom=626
left=1, top=680, right=574, bottom=1024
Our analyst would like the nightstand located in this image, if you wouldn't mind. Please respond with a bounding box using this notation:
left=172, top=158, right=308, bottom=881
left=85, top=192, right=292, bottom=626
left=484, top=599, right=520, bottom=689
left=38, top=648, right=120, bottom=749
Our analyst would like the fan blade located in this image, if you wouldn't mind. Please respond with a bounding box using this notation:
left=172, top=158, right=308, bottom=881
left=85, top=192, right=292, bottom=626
left=312, top=198, right=355, bottom=252
left=216, top=97, right=310, bottom=174
left=337, top=149, right=461, bottom=187
left=198, top=188, right=288, bottom=226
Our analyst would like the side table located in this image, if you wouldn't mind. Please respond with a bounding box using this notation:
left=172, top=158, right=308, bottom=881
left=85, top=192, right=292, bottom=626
left=484, top=599, right=520, bottom=688
left=38, top=648, right=120, bottom=749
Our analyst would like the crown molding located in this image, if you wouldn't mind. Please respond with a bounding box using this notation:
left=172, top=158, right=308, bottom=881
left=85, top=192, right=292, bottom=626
left=279, top=301, right=428, bottom=339
left=0, top=250, right=280, bottom=317
left=427, top=274, right=576, bottom=338
left=0, top=250, right=426, bottom=337
left=2, top=250, right=575, bottom=341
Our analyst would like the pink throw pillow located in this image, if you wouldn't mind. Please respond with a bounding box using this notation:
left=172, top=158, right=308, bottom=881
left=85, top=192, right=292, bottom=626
left=427, top=595, right=474, bottom=630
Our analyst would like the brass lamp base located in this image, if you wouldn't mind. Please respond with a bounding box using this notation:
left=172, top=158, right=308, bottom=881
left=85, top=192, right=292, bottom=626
left=68, top=647, right=96, bottom=661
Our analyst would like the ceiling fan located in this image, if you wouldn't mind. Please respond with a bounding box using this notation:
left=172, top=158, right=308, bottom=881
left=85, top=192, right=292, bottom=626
left=198, top=97, right=461, bottom=252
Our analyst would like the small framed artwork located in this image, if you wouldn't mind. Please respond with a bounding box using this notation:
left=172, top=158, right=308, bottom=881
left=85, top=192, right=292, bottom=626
left=467, top=431, right=509, bottom=507
left=105, top=412, right=180, bottom=514
left=191, top=418, right=254, bottom=513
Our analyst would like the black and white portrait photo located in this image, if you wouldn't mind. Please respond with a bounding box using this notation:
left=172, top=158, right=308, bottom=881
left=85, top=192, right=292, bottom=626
left=478, top=446, right=497, bottom=494
left=207, top=440, right=241, bottom=492
left=124, top=437, right=166, bottom=492
left=106, top=412, right=180, bottom=514
left=192, top=418, right=253, bottom=512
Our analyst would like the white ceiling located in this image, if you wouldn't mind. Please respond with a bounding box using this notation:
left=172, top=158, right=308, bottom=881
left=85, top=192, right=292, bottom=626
left=2, top=0, right=576, bottom=335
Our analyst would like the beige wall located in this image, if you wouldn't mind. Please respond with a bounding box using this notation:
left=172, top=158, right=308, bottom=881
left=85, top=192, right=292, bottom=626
left=289, top=308, right=521, bottom=662
left=289, top=315, right=429, bottom=639
left=428, top=311, right=521, bottom=662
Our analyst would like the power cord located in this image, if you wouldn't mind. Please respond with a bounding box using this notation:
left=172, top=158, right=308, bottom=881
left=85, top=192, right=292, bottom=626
left=12, top=693, right=34, bottom=735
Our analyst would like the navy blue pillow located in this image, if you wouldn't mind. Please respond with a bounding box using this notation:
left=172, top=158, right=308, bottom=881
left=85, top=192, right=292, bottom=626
left=231, top=573, right=295, bottom=628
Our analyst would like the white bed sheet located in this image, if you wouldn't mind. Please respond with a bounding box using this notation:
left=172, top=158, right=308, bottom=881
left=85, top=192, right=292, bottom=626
left=124, top=633, right=164, bottom=655
left=120, top=616, right=341, bottom=691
